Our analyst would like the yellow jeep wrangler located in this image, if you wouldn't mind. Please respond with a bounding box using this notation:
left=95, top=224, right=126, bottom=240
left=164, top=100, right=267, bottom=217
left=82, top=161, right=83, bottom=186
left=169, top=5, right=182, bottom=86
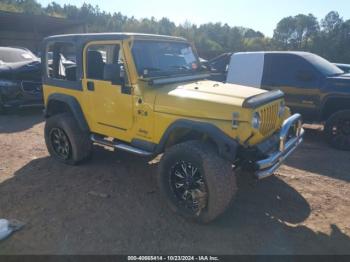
left=42, top=33, right=304, bottom=223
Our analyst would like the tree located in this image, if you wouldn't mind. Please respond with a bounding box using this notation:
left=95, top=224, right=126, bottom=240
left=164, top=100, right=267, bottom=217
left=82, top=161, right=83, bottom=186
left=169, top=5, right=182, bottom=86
left=321, top=11, right=343, bottom=33
left=243, top=37, right=273, bottom=51
left=17, top=0, right=43, bottom=15
left=312, top=12, right=349, bottom=63
left=0, top=0, right=43, bottom=14
left=273, top=14, right=319, bottom=49
left=158, top=18, right=176, bottom=35
left=1, top=1, right=350, bottom=62
left=45, top=2, right=64, bottom=17
left=273, top=16, right=297, bottom=49
left=244, top=29, right=264, bottom=38
left=294, top=14, right=319, bottom=49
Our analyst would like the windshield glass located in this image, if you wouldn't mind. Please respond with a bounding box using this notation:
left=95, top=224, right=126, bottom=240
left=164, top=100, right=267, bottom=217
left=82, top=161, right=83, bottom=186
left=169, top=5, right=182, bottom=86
left=131, top=40, right=200, bottom=77
left=0, top=48, right=38, bottom=64
left=304, top=53, right=344, bottom=76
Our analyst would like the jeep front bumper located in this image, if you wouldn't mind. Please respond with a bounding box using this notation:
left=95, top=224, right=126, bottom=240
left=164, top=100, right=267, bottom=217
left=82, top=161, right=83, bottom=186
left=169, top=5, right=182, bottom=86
left=255, top=113, right=304, bottom=179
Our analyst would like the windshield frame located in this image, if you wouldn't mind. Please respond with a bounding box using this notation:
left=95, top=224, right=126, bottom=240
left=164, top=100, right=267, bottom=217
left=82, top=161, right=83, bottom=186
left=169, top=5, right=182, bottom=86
left=130, top=39, right=202, bottom=79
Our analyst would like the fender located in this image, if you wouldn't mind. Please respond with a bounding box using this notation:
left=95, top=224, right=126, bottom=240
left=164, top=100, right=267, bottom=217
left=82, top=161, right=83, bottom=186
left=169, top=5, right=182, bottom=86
left=45, top=93, right=89, bottom=132
left=320, top=94, right=350, bottom=120
left=321, top=94, right=350, bottom=108
left=155, top=119, right=239, bottom=162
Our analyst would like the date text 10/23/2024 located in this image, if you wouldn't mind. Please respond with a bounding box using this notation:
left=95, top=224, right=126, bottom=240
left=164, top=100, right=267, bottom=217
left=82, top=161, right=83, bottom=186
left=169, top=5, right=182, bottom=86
left=127, top=256, right=220, bottom=261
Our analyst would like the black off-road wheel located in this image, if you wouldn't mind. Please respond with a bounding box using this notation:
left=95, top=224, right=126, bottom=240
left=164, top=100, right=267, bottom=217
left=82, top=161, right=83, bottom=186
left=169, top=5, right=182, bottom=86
left=44, top=113, right=92, bottom=165
left=324, top=110, right=350, bottom=151
left=158, top=140, right=237, bottom=223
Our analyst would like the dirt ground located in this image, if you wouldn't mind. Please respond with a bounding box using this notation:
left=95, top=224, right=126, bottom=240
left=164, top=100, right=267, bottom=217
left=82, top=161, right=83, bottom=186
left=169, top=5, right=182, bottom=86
left=0, top=110, right=349, bottom=255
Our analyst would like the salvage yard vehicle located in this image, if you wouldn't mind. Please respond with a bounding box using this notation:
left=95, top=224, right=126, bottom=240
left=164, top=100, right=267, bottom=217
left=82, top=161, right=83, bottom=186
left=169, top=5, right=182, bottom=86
left=0, top=47, right=43, bottom=112
left=42, top=33, right=304, bottom=223
left=227, top=52, right=350, bottom=151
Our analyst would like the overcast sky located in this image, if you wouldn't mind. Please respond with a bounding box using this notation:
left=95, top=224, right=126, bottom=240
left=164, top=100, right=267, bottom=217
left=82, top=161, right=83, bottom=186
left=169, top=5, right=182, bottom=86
left=37, top=0, right=350, bottom=36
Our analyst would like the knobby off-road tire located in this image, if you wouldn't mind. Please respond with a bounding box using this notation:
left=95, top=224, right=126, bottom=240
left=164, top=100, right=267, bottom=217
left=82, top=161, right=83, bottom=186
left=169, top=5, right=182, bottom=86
left=158, top=140, right=237, bottom=223
left=324, top=110, right=350, bottom=151
left=44, top=113, right=92, bottom=165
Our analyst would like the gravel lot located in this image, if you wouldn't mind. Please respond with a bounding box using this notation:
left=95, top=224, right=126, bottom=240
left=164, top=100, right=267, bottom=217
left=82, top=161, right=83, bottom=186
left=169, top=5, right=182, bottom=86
left=0, top=110, right=349, bottom=254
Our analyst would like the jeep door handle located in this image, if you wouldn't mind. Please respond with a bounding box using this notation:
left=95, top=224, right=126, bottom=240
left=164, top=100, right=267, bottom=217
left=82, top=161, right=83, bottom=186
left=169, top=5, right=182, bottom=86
left=87, top=81, right=95, bottom=91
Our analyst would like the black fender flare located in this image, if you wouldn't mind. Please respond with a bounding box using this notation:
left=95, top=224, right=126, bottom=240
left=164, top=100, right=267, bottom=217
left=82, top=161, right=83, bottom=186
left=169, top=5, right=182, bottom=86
left=155, top=119, right=239, bottom=162
left=45, top=93, right=89, bottom=132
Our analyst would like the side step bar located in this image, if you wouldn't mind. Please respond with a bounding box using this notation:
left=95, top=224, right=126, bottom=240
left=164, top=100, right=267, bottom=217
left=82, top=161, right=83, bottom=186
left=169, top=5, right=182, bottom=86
left=91, top=134, right=153, bottom=156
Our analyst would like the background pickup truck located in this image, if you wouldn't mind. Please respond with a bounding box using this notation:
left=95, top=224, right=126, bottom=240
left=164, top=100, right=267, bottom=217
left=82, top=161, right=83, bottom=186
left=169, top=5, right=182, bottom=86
left=225, top=51, right=350, bottom=151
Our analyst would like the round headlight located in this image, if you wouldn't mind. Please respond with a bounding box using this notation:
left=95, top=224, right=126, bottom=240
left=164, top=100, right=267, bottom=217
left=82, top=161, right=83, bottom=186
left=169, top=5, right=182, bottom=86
left=252, top=112, right=261, bottom=129
left=278, top=101, right=286, bottom=117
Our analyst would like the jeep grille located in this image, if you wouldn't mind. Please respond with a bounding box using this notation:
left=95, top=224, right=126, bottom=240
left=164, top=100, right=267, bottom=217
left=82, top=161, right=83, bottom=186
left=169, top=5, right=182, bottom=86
left=259, top=102, right=279, bottom=135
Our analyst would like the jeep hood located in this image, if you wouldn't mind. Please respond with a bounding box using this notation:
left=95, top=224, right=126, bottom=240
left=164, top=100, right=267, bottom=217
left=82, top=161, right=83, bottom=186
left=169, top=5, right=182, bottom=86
left=154, top=80, right=266, bottom=120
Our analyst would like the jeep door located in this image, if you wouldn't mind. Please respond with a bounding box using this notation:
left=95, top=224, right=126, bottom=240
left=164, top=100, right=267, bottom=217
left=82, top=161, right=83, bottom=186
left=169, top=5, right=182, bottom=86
left=82, top=41, right=133, bottom=138
left=262, top=53, right=322, bottom=121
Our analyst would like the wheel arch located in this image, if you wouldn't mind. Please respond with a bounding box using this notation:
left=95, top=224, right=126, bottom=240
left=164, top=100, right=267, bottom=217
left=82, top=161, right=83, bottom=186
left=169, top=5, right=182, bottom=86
left=321, top=96, right=350, bottom=121
left=156, top=119, right=239, bottom=162
left=45, top=93, right=89, bottom=132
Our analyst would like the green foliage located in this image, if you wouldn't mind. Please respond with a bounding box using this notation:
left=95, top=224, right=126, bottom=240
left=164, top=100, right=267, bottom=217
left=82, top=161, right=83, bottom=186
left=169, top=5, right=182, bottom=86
left=272, top=11, right=350, bottom=63
left=273, top=14, right=319, bottom=50
left=0, top=1, right=349, bottom=62
left=0, top=0, right=42, bottom=14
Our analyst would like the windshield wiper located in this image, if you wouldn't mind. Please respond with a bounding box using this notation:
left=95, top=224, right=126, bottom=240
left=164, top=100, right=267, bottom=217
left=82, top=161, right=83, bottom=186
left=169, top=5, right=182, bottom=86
left=141, top=67, right=163, bottom=77
left=141, top=65, right=203, bottom=79
left=142, top=67, right=183, bottom=78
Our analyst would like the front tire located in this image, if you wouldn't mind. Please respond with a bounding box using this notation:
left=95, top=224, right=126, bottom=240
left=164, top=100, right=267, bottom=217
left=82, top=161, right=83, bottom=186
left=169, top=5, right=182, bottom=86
left=158, top=140, right=237, bottom=223
left=324, top=110, right=350, bottom=151
left=44, top=113, right=92, bottom=165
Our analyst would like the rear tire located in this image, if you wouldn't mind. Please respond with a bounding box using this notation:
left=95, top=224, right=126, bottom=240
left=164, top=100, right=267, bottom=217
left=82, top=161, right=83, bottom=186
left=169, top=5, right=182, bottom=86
left=324, top=110, right=350, bottom=151
left=44, top=113, right=92, bottom=165
left=158, top=140, right=237, bottom=223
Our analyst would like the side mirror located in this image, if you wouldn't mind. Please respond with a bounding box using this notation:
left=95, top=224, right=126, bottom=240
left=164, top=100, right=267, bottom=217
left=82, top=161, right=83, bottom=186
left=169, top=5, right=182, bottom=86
left=296, top=70, right=314, bottom=82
